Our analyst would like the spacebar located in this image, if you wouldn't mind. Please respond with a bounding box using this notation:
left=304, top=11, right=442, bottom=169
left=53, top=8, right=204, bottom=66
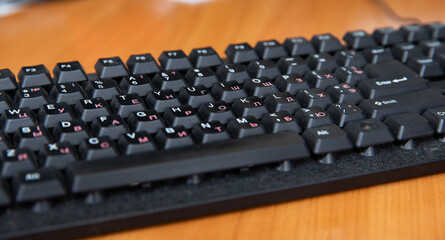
left=67, top=132, right=310, bottom=193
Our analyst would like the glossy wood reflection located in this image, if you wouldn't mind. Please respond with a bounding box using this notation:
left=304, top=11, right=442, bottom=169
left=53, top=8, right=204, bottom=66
left=1, top=0, right=445, bottom=239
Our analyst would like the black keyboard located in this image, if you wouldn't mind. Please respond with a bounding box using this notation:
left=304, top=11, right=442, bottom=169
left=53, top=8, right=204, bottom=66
left=2, top=22, right=445, bottom=240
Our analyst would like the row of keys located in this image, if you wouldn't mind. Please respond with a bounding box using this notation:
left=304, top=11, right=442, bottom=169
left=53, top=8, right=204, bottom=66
left=4, top=101, right=445, bottom=205
left=0, top=59, right=424, bottom=111
left=1, top=85, right=445, bottom=206
left=2, top=87, right=445, bottom=160
left=1, top=22, right=443, bottom=91
left=2, top=44, right=445, bottom=99
left=0, top=85, right=363, bottom=133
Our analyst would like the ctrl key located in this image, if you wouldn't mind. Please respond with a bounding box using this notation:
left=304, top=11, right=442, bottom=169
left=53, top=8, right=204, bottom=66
left=12, top=168, right=66, bottom=203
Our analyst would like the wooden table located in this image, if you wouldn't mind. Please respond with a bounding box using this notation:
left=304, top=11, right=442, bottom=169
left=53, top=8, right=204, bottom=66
left=1, top=0, right=445, bottom=239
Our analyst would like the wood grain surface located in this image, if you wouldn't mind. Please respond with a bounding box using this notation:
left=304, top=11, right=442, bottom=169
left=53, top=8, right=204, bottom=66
left=1, top=0, right=445, bottom=239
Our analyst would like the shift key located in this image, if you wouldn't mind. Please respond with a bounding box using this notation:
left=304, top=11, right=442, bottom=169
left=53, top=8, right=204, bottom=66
left=359, top=89, right=445, bottom=120
left=358, top=75, right=428, bottom=98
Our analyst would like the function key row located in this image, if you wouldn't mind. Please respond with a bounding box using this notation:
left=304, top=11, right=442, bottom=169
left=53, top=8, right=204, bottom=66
left=0, top=23, right=442, bottom=85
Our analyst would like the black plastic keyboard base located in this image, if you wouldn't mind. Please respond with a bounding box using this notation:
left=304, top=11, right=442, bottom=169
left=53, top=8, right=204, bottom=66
left=2, top=137, right=445, bottom=240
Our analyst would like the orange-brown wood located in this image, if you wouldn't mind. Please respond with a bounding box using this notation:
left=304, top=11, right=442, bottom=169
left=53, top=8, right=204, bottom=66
left=1, top=0, right=445, bottom=239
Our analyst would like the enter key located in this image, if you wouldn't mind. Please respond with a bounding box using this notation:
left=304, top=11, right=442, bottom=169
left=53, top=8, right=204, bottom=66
left=357, top=75, right=428, bottom=99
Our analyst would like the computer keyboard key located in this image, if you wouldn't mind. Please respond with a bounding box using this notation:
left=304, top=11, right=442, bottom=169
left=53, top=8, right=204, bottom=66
left=302, top=124, right=353, bottom=154
left=179, top=85, right=214, bottom=108
left=126, top=53, right=160, bottom=75
left=228, top=116, right=265, bottom=138
left=296, top=88, right=332, bottom=109
left=0, top=134, right=11, bottom=152
left=95, top=57, right=129, bottom=79
left=39, top=142, right=78, bottom=169
left=358, top=75, right=428, bottom=99
left=364, top=60, right=417, bottom=78
left=91, top=115, right=128, bottom=140
left=184, top=68, right=219, bottom=88
left=110, top=94, right=146, bottom=118
left=12, top=168, right=66, bottom=203
left=311, top=34, right=343, bottom=53
left=275, top=74, right=310, bottom=95
left=406, top=57, right=444, bottom=78
left=363, top=47, right=394, bottom=64
left=276, top=56, right=310, bottom=75
left=435, top=54, right=445, bottom=69
left=79, top=136, right=119, bottom=161
left=372, top=27, right=405, bottom=46
left=15, top=87, right=50, bottom=110
left=191, top=121, right=231, bottom=143
left=264, top=92, right=300, bottom=114
left=50, top=82, right=86, bottom=105
left=400, top=24, right=430, bottom=42
left=343, top=30, right=377, bottom=49
left=334, top=50, right=367, bottom=67
left=75, top=97, right=111, bottom=122
left=119, top=75, right=153, bottom=96
left=295, top=106, right=333, bottom=129
left=254, top=40, right=288, bottom=59
left=14, top=125, right=50, bottom=151
left=85, top=79, right=121, bottom=100
left=334, top=66, right=367, bottom=85
left=0, top=91, right=13, bottom=112
left=189, top=47, right=223, bottom=68
left=155, top=126, right=194, bottom=149
left=159, top=50, right=193, bottom=71
left=1, top=148, right=37, bottom=178
left=164, top=105, right=201, bottom=128
left=283, top=37, right=316, bottom=56
left=38, top=103, right=74, bottom=128
left=384, top=112, right=434, bottom=141
left=392, top=43, right=425, bottom=63
left=152, top=71, right=187, bottom=91
left=243, top=77, right=279, bottom=98
left=0, top=68, right=18, bottom=91
left=425, top=22, right=445, bottom=39
left=145, top=90, right=181, bottom=112
left=423, top=107, right=445, bottom=134
left=117, top=131, right=157, bottom=155
left=232, top=96, right=268, bottom=118
left=306, top=53, right=338, bottom=71
left=1, top=107, right=36, bottom=134
left=305, top=70, right=339, bottom=89
left=326, top=84, right=363, bottom=104
left=419, top=40, right=445, bottom=58
left=261, top=111, right=301, bottom=133
left=127, top=110, right=164, bottom=133
left=18, top=65, right=52, bottom=88
left=359, top=89, right=445, bottom=120
left=343, top=118, right=395, bottom=148
left=52, top=120, right=90, bottom=145
left=53, top=61, right=88, bottom=83
left=225, top=43, right=259, bottom=63
left=211, top=81, right=247, bottom=102
left=216, top=63, right=250, bottom=83
left=198, top=101, right=235, bottom=124
left=246, top=60, right=281, bottom=79
left=326, top=103, right=365, bottom=128
left=0, top=179, right=10, bottom=207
